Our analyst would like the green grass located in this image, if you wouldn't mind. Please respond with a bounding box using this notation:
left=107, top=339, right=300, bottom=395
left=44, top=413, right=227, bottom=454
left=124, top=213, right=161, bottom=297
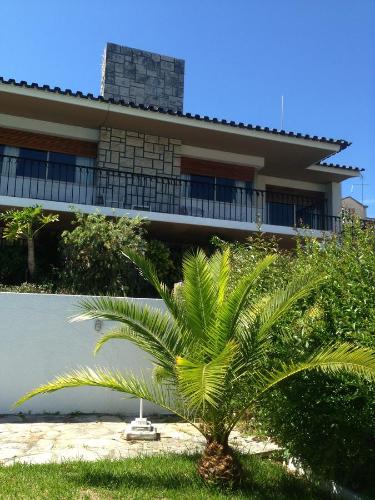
left=0, top=454, right=330, bottom=500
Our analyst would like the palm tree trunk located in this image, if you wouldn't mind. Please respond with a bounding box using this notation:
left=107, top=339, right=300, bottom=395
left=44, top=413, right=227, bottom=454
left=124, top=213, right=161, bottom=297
left=27, top=237, right=36, bottom=280
left=197, top=438, right=241, bottom=486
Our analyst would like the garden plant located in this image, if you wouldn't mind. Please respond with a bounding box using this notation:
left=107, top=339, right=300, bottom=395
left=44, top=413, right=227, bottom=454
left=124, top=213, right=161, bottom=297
left=0, top=205, right=59, bottom=280
left=58, top=212, right=178, bottom=296
left=16, top=248, right=375, bottom=486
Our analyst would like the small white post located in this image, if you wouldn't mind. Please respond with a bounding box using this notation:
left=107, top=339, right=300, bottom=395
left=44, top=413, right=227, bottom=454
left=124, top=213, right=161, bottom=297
left=126, top=397, right=159, bottom=441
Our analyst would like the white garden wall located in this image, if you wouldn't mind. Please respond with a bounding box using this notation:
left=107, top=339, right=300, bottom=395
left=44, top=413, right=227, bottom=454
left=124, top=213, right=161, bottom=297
left=0, top=293, right=167, bottom=415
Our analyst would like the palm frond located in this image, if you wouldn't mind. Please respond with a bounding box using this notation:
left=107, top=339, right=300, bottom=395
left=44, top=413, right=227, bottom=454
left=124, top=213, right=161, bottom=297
left=182, top=250, right=217, bottom=341
left=175, top=341, right=238, bottom=411
left=94, top=327, right=132, bottom=355
left=14, top=366, right=196, bottom=424
left=122, top=249, right=180, bottom=319
left=94, top=326, right=176, bottom=374
left=209, top=248, right=230, bottom=307
left=73, top=297, right=187, bottom=364
left=207, top=254, right=277, bottom=356
left=253, top=342, right=375, bottom=402
left=232, top=302, right=267, bottom=369
left=152, top=364, right=174, bottom=384
left=257, top=270, right=326, bottom=340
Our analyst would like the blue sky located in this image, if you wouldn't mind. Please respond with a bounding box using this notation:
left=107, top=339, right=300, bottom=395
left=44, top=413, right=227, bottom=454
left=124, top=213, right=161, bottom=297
left=1, top=0, right=374, bottom=214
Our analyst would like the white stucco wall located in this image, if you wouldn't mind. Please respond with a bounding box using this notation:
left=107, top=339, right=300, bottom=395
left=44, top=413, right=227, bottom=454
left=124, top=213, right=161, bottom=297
left=255, top=174, right=342, bottom=218
left=326, top=182, right=342, bottom=216
left=0, top=293, right=168, bottom=415
left=255, top=174, right=326, bottom=194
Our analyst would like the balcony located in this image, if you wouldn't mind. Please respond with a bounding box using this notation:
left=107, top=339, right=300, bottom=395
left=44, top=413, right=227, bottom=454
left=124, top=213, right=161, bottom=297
left=0, top=154, right=342, bottom=233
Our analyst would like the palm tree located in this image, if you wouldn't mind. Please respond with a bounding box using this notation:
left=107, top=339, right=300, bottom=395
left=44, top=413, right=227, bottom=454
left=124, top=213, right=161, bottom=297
left=15, top=249, right=375, bottom=485
left=0, top=205, right=59, bottom=280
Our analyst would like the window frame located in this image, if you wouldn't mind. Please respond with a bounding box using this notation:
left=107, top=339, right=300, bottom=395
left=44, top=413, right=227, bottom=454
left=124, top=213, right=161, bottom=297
left=189, top=174, right=215, bottom=201
left=189, top=174, right=246, bottom=203
left=1, top=146, right=95, bottom=183
left=17, top=148, right=48, bottom=180
left=47, top=152, right=76, bottom=183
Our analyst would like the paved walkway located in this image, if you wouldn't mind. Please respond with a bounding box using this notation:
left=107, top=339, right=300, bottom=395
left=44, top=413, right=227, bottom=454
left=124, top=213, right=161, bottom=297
left=0, top=414, right=278, bottom=466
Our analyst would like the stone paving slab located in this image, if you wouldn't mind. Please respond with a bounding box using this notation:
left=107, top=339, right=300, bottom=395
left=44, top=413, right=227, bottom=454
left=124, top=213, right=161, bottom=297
left=0, top=414, right=278, bottom=466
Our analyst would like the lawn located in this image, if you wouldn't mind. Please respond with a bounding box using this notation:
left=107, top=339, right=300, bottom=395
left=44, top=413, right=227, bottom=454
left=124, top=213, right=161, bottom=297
left=0, top=454, right=330, bottom=500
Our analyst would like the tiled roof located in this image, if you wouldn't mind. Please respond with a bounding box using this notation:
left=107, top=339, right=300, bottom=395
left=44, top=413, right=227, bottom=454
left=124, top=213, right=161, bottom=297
left=318, top=162, right=363, bottom=172
left=0, top=76, right=350, bottom=150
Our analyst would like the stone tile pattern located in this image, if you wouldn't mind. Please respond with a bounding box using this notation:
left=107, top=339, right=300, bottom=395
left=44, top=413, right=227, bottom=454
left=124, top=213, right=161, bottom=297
left=0, top=414, right=279, bottom=465
left=96, top=127, right=182, bottom=208
left=97, top=127, right=181, bottom=178
left=101, top=43, right=185, bottom=112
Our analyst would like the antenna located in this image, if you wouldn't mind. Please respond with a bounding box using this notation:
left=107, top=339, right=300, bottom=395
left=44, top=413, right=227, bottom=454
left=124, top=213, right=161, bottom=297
left=350, top=172, right=368, bottom=206
left=280, top=95, right=285, bottom=130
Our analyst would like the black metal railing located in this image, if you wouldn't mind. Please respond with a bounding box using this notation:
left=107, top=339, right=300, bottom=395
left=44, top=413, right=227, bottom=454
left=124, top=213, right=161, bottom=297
left=0, top=154, right=342, bottom=232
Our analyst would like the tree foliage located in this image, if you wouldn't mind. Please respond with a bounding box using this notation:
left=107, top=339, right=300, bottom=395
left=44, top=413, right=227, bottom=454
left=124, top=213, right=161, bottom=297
left=58, top=212, right=178, bottom=297
left=0, top=205, right=59, bottom=279
left=16, top=245, right=375, bottom=486
left=58, top=212, right=146, bottom=296
left=215, top=220, right=375, bottom=490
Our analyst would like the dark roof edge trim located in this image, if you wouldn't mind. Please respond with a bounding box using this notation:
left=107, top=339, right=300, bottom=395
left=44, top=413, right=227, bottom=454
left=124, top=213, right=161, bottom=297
left=0, top=76, right=350, bottom=150
left=317, top=161, right=363, bottom=172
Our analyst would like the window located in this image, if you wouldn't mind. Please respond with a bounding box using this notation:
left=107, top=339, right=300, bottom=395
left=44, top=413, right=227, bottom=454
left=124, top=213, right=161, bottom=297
left=190, top=175, right=215, bottom=200
left=17, top=148, right=47, bottom=179
left=216, top=177, right=235, bottom=203
left=48, top=152, right=76, bottom=183
left=268, top=201, right=320, bottom=227
left=190, top=175, right=238, bottom=203
left=10, top=147, right=95, bottom=183
left=17, top=150, right=77, bottom=182
left=268, top=202, right=295, bottom=227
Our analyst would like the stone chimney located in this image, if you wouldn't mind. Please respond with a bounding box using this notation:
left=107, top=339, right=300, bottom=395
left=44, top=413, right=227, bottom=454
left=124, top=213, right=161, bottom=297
left=101, top=42, right=185, bottom=112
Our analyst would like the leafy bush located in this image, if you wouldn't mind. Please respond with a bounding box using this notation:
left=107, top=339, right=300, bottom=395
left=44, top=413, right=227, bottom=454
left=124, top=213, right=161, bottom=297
left=58, top=212, right=147, bottom=296
left=0, top=282, right=54, bottom=294
left=58, top=212, right=179, bottom=297
left=0, top=205, right=59, bottom=280
left=0, top=244, right=27, bottom=284
left=259, top=372, right=375, bottom=490
left=145, top=239, right=181, bottom=290
left=215, top=221, right=375, bottom=491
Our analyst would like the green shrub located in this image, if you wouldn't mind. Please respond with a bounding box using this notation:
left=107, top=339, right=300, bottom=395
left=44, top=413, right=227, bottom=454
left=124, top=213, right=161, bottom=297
left=57, top=213, right=179, bottom=297
left=145, top=239, right=181, bottom=290
left=217, top=222, right=375, bottom=492
left=0, top=282, right=54, bottom=293
left=0, top=205, right=59, bottom=280
left=259, top=372, right=375, bottom=491
left=0, top=244, right=27, bottom=284
left=58, top=212, right=147, bottom=296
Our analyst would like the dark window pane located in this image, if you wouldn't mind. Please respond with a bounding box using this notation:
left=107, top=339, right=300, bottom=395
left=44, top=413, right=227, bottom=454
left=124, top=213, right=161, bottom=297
left=17, top=148, right=47, bottom=179
left=48, top=152, right=76, bottom=182
left=296, top=205, right=324, bottom=230
left=190, top=174, right=214, bottom=200
left=19, top=148, right=47, bottom=161
left=268, top=202, right=295, bottom=226
left=216, top=177, right=235, bottom=203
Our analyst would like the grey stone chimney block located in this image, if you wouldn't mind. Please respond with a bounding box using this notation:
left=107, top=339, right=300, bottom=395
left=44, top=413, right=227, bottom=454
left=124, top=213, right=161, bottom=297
left=101, top=42, right=185, bottom=112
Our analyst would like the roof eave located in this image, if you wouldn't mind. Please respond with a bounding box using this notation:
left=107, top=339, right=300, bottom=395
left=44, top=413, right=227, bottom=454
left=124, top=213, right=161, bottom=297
left=0, top=78, right=349, bottom=151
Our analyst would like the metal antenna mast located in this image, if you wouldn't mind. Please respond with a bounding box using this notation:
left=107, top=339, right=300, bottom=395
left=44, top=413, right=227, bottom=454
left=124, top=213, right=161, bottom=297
left=281, top=95, right=285, bottom=130
left=351, top=171, right=368, bottom=206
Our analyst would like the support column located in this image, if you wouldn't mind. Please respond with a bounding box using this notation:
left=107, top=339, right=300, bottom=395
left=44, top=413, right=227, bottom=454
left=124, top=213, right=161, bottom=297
left=326, top=182, right=342, bottom=216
